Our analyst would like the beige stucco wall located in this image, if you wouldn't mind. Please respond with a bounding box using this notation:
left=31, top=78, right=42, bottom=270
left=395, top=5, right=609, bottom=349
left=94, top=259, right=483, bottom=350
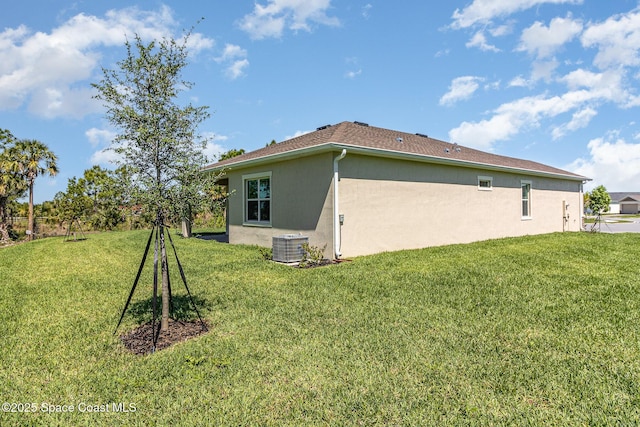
left=225, top=153, right=335, bottom=254
left=337, top=155, right=584, bottom=257
left=220, top=151, right=584, bottom=259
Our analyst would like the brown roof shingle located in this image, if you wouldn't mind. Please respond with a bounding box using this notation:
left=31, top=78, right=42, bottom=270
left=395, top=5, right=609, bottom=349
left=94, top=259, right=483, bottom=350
left=204, top=121, right=588, bottom=181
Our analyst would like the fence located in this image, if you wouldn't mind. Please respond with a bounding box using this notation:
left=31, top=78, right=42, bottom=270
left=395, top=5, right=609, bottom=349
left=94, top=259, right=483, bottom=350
left=10, top=217, right=67, bottom=238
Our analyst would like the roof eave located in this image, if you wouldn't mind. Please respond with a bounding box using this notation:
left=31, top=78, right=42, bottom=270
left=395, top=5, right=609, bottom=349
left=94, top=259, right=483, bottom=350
left=203, top=142, right=589, bottom=182
left=202, top=144, right=333, bottom=174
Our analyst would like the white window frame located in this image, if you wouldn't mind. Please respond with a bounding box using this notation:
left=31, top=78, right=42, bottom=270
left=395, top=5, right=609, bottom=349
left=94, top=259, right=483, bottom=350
left=242, top=172, right=272, bottom=227
left=478, top=176, right=493, bottom=191
left=521, top=180, right=532, bottom=219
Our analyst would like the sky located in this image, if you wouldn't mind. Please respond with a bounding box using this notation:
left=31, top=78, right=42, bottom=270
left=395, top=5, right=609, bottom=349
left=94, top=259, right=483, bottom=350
left=2, top=0, right=640, bottom=203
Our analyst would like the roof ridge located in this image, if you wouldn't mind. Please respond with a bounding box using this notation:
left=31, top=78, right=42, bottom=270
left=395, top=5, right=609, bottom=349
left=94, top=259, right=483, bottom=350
left=203, top=121, right=588, bottom=181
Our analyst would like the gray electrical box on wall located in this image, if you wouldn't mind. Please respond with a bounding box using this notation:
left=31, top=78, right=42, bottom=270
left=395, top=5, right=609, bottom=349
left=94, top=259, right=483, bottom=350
left=339, top=214, right=344, bottom=225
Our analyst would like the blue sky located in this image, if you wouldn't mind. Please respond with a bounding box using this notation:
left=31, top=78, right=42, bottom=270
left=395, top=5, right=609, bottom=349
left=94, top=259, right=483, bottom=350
left=3, top=0, right=640, bottom=203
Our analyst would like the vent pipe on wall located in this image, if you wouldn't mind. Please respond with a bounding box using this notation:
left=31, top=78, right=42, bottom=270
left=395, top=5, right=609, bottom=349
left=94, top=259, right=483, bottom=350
left=333, top=149, right=347, bottom=258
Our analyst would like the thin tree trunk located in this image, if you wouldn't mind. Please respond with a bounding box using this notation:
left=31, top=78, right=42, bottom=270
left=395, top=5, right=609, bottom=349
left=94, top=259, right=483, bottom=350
left=181, top=219, right=191, bottom=238
left=0, top=198, right=9, bottom=243
left=0, top=224, right=9, bottom=243
left=160, top=222, right=170, bottom=332
left=181, top=204, right=192, bottom=238
left=27, top=179, right=34, bottom=241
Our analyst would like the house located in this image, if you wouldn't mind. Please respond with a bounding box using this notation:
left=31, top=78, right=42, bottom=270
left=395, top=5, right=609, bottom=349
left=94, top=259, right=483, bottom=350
left=608, top=192, right=640, bottom=214
left=203, top=121, right=589, bottom=259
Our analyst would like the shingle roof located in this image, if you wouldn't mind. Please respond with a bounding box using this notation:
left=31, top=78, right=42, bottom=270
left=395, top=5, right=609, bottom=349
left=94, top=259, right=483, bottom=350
left=609, top=192, right=640, bottom=202
left=203, top=121, right=588, bottom=181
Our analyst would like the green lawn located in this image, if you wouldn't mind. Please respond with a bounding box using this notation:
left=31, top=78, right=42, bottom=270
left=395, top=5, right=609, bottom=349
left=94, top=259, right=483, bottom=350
left=1, top=231, right=639, bottom=426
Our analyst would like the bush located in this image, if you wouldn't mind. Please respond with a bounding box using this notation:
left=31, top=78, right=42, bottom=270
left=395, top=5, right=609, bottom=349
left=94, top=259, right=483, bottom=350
left=299, top=242, right=327, bottom=268
left=259, top=247, right=272, bottom=261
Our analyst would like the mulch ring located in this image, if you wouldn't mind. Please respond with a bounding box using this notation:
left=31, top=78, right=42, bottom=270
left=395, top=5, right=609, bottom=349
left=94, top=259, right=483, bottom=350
left=120, top=318, right=209, bottom=355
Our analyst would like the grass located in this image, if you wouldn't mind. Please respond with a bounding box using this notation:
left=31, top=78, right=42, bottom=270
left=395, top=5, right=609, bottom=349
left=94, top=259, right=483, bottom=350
left=1, top=231, right=639, bottom=426
left=585, top=214, right=640, bottom=224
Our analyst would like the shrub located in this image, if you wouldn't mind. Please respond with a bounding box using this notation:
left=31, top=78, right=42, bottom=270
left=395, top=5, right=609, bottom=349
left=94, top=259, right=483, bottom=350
left=299, top=242, right=327, bottom=268
left=259, top=247, right=272, bottom=261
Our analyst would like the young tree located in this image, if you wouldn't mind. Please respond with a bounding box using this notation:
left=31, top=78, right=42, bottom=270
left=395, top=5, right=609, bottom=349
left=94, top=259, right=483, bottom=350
left=10, top=139, right=58, bottom=241
left=55, top=177, right=93, bottom=224
left=587, top=185, right=611, bottom=215
left=81, top=166, right=125, bottom=230
left=93, top=32, right=210, bottom=332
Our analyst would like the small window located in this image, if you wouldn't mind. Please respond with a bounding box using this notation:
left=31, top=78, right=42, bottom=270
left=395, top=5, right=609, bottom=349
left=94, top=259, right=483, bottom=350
left=243, top=172, right=271, bottom=225
left=478, top=176, right=493, bottom=191
left=521, top=180, right=532, bottom=218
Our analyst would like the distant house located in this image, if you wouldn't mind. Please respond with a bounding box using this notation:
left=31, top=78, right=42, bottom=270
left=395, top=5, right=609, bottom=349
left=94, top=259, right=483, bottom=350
left=608, top=193, right=640, bottom=214
left=203, top=121, right=589, bottom=258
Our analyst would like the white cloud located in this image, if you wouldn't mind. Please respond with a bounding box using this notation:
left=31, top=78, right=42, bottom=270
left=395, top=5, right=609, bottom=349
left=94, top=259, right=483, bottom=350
left=466, top=31, right=500, bottom=52
left=286, top=130, right=312, bottom=139
left=582, top=9, right=640, bottom=69
left=568, top=106, right=598, bottom=129
left=30, top=86, right=102, bottom=119
left=513, top=15, right=582, bottom=84
left=199, top=131, right=231, bottom=162
left=449, top=114, right=519, bottom=150
left=449, top=92, right=590, bottom=149
left=451, top=0, right=583, bottom=29
left=85, top=127, right=116, bottom=147
left=551, top=107, right=597, bottom=139
left=559, top=68, right=629, bottom=105
left=87, top=127, right=119, bottom=165
left=238, top=0, right=340, bottom=40
left=90, top=147, right=120, bottom=166
left=186, top=33, right=215, bottom=55
left=518, top=15, right=583, bottom=59
left=484, top=80, right=501, bottom=91
left=509, top=75, right=531, bottom=87
left=227, top=60, right=250, bottom=80
left=560, top=68, right=601, bottom=89
left=439, top=76, right=484, bottom=106
left=345, top=69, right=362, bottom=79
left=344, top=57, right=362, bottom=79
left=217, top=44, right=247, bottom=62
left=450, top=65, right=640, bottom=149
left=362, top=4, right=373, bottom=19
left=215, top=44, right=249, bottom=79
left=490, top=23, right=514, bottom=37
left=0, top=6, right=214, bottom=118
left=530, top=59, right=559, bottom=82
left=203, top=141, right=227, bottom=163
left=567, top=135, right=640, bottom=191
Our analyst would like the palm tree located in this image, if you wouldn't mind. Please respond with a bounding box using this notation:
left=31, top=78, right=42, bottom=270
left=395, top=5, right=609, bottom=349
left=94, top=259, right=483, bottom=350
left=0, top=167, right=27, bottom=243
left=0, top=154, right=26, bottom=243
left=11, top=139, right=58, bottom=241
left=0, top=132, right=28, bottom=243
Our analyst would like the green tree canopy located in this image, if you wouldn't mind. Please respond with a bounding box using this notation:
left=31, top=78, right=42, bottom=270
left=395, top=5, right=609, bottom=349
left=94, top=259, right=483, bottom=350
left=92, top=32, right=210, bottom=220
left=55, top=177, right=92, bottom=223
left=218, top=148, right=245, bottom=161
left=586, top=185, right=611, bottom=215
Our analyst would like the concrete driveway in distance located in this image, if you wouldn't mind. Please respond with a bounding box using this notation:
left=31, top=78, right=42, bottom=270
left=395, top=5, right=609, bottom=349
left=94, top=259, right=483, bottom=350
left=588, top=216, right=640, bottom=233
